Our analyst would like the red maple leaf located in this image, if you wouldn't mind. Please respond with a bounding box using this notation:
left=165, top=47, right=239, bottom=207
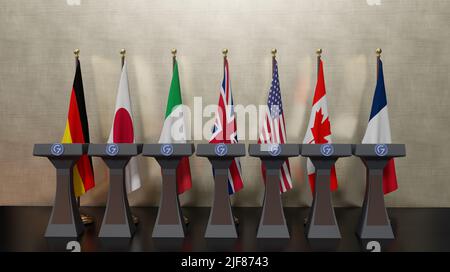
left=310, top=108, right=331, bottom=144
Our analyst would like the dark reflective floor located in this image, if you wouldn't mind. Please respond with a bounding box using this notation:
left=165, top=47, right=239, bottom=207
left=1, top=207, right=449, bottom=252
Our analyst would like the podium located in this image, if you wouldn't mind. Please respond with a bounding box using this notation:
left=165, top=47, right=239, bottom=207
left=248, top=144, right=299, bottom=238
left=302, top=144, right=352, bottom=239
left=196, top=144, right=246, bottom=238
left=88, top=143, right=142, bottom=238
left=142, top=143, right=194, bottom=238
left=353, top=144, right=406, bottom=239
left=33, top=143, right=87, bottom=237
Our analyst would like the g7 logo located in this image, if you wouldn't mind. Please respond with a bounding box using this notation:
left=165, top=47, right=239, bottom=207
left=268, top=144, right=281, bottom=156
left=51, top=143, right=64, bottom=156
left=320, top=144, right=334, bottom=156
left=106, top=143, right=119, bottom=156
left=375, top=144, right=388, bottom=157
left=161, top=144, right=174, bottom=156
left=215, top=143, right=228, bottom=156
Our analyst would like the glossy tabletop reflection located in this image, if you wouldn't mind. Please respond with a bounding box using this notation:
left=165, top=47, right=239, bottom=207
left=1, top=207, right=449, bottom=252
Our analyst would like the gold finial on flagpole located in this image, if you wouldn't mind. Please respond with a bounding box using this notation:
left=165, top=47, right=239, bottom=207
left=271, top=48, right=277, bottom=58
left=375, top=48, right=383, bottom=77
left=222, top=48, right=228, bottom=58
left=271, top=49, right=277, bottom=74
left=171, top=48, right=177, bottom=66
left=120, top=48, right=126, bottom=67
left=316, top=48, right=322, bottom=57
left=316, top=48, right=322, bottom=78
left=376, top=48, right=382, bottom=57
left=74, top=48, right=80, bottom=59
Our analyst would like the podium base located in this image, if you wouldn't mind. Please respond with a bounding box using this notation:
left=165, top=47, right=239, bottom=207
left=152, top=224, right=185, bottom=238
left=306, top=225, right=341, bottom=239
left=99, top=224, right=136, bottom=238
left=357, top=225, right=394, bottom=240
left=45, top=224, right=83, bottom=238
left=308, top=238, right=340, bottom=251
left=205, top=224, right=237, bottom=238
left=257, top=225, right=289, bottom=239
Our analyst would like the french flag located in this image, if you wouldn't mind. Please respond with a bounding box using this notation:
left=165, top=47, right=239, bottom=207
left=362, top=58, right=398, bottom=194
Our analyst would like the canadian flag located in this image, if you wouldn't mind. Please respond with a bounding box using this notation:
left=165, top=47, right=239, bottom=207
left=303, top=59, right=338, bottom=193
left=107, top=61, right=141, bottom=193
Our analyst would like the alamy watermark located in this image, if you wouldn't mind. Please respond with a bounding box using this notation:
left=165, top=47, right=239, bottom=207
left=164, top=97, right=284, bottom=142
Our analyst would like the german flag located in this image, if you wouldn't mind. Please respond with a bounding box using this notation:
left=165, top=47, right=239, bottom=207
left=61, top=58, right=95, bottom=197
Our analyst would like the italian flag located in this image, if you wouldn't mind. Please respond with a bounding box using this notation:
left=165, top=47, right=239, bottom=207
left=159, top=59, right=192, bottom=194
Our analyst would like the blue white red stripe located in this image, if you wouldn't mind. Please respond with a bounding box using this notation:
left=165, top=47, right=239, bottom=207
left=362, top=58, right=398, bottom=194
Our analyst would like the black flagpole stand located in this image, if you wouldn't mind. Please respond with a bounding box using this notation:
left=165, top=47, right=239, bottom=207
left=170, top=48, right=189, bottom=226
left=120, top=48, right=139, bottom=225
left=72, top=49, right=94, bottom=226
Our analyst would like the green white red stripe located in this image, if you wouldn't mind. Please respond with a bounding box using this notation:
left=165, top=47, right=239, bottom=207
left=159, top=59, right=192, bottom=194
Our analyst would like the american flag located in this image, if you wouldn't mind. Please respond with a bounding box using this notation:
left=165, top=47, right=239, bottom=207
left=258, top=58, right=293, bottom=193
left=209, top=58, right=244, bottom=194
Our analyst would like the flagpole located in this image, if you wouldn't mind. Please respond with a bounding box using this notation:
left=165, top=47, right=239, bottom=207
left=303, top=48, right=323, bottom=227
left=376, top=48, right=382, bottom=77
left=74, top=48, right=81, bottom=210
left=120, top=48, right=139, bottom=225
left=221, top=48, right=239, bottom=225
left=316, top=48, right=322, bottom=78
left=222, top=48, right=228, bottom=141
left=170, top=48, right=191, bottom=226
left=73, top=49, right=94, bottom=225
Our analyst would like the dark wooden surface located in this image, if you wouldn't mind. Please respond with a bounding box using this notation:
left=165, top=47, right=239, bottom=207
left=1, top=207, right=449, bottom=252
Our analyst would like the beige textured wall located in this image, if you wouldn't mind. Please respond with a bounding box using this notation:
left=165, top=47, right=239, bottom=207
left=1, top=0, right=449, bottom=207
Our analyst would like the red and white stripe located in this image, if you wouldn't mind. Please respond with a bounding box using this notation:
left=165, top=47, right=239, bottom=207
left=259, top=110, right=293, bottom=193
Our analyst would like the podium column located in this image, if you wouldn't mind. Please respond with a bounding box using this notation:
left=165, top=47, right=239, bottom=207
left=208, top=159, right=236, bottom=238
left=353, top=144, right=406, bottom=239
left=308, top=166, right=339, bottom=239
left=88, top=143, right=142, bottom=238
left=259, top=161, right=288, bottom=238
left=302, top=144, right=352, bottom=239
left=33, top=143, right=86, bottom=237
left=249, top=144, right=299, bottom=238
left=142, top=144, right=194, bottom=238
left=196, top=144, right=245, bottom=238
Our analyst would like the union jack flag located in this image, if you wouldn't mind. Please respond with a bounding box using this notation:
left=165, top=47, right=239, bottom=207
left=258, top=58, right=293, bottom=193
left=209, top=58, right=244, bottom=194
